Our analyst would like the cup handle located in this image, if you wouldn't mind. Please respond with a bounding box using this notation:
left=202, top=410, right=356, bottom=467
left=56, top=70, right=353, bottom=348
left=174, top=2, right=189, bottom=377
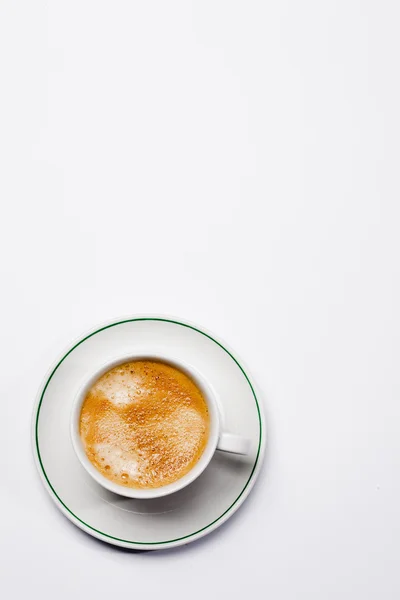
left=217, top=432, right=250, bottom=455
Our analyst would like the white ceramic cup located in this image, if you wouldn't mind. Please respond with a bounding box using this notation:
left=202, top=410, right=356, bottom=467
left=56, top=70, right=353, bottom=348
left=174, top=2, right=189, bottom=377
left=70, top=354, right=250, bottom=499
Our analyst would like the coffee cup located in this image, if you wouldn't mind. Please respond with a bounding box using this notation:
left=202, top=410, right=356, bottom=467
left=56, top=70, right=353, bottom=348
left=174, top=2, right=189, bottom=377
left=70, top=353, right=250, bottom=499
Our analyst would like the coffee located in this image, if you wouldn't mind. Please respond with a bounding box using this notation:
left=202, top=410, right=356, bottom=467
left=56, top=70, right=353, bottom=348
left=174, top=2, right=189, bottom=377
left=79, top=360, right=210, bottom=489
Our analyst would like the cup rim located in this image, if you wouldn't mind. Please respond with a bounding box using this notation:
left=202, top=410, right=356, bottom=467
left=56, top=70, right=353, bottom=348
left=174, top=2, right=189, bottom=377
left=70, top=353, right=220, bottom=499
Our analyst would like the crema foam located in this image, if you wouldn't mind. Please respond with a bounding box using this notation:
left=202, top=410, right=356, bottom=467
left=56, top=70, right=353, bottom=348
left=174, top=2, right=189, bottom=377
left=79, top=360, right=210, bottom=489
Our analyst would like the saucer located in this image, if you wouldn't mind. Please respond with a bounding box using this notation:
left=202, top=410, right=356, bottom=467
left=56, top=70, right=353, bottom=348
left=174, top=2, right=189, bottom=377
left=32, top=316, right=266, bottom=550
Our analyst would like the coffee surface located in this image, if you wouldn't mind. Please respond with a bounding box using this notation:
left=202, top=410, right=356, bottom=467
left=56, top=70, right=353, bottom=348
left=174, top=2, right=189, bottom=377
left=79, top=360, right=210, bottom=489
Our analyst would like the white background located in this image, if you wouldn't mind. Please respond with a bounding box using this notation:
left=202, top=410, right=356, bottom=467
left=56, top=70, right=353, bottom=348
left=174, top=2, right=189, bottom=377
left=1, top=1, right=399, bottom=598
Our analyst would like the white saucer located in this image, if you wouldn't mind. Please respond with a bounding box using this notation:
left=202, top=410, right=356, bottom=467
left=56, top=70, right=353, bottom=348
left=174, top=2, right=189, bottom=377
left=32, top=316, right=266, bottom=550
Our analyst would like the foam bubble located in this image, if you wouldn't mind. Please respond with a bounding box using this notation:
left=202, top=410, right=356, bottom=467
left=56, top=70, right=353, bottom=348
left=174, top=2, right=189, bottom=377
left=94, top=369, right=146, bottom=406
left=94, top=443, right=143, bottom=479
